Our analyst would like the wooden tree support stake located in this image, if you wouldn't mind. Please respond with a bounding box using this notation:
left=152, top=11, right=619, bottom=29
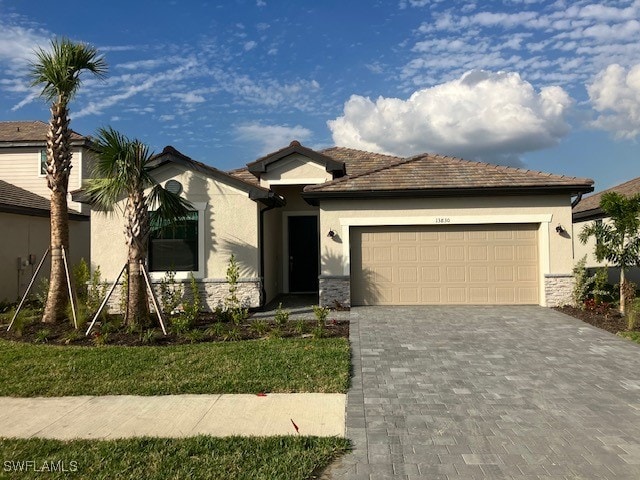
left=86, top=263, right=126, bottom=336
left=61, top=246, right=78, bottom=329
left=7, top=248, right=50, bottom=332
left=140, top=261, right=167, bottom=336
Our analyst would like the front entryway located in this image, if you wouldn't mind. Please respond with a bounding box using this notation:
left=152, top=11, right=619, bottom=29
left=288, top=215, right=319, bottom=293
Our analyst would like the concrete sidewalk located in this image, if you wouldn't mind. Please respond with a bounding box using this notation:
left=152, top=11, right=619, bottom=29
left=0, top=393, right=346, bottom=440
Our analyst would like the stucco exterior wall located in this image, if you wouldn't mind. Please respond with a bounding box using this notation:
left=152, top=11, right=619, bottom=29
left=0, top=146, right=92, bottom=215
left=259, top=154, right=332, bottom=188
left=0, top=212, right=90, bottom=302
left=318, top=194, right=575, bottom=307
left=90, top=164, right=260, bottom=309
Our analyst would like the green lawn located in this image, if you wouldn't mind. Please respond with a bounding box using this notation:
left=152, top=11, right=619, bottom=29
left=618, top=331, right=640, bottom=344
left=0, top=338, right=350, bottom=397
left=0, top=435, right=350, bottom=480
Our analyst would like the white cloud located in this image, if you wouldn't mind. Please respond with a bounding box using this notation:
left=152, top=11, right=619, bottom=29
left=235, top=122, right=312, bottom=154
left=244, top=41, right=257, bottom=51
left=588, top=63, right=640, bottom=139
left=173, top=92, right=206, bottom=104
left=328, top=70, right=572, bottom=165
left=159, top=114, right=175, bottom=121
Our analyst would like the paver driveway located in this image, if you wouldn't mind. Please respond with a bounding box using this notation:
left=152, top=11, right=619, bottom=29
left=323, top=306, right=640, bottom=479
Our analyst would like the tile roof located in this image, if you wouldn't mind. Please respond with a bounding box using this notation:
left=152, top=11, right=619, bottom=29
left=573, top=176, right=640, bottom=218
left=319, top=146, right=404, bottom=177
left=304, top=152, right=594, bottom=195
left=228, top=167, right=260, bottom=186
left=0, top=180, right=87, bottom=217
left=0, top=180, right=51, bottom=212
left=0, top=121, right=86, bottom=143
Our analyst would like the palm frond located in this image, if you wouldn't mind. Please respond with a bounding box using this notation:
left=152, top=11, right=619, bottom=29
left=147, top=184, right=194, bottom=224
left=29, top=37, right=107, bottom=103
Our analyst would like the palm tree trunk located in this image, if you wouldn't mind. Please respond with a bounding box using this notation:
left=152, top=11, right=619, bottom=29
left=42, top=103, right=72, bottom=324
left=124, top=188, right=150, bottom=327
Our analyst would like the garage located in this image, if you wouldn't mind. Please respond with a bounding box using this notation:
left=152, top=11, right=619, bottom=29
left=351, top=224, right=539, bottom=305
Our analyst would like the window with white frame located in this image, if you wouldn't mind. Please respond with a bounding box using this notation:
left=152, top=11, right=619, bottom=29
left=148, top=211, right=199, bottom=272
left=39, top=150, right=47, bottom=175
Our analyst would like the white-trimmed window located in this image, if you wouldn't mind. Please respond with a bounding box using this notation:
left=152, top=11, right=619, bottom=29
left=39, top=150, right=47, bottom=176
left=148, top=201, right=206, bottom=280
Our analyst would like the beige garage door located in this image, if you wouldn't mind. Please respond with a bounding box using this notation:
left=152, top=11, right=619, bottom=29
left=351, top=224, right=539, bottom=305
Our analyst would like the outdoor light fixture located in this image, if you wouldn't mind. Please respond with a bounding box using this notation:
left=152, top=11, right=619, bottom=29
left=555, top=224, right=566, bottom=234
left=327, top=229, right=336, bottom=238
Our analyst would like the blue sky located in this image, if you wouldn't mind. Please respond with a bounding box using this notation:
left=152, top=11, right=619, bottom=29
left=1, top=0, right=640, bottom=191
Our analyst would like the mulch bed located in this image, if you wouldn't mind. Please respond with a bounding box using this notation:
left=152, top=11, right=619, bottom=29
left=0, top=312, right=349, bottom=347
left=554, top=305, right=629, bottom=334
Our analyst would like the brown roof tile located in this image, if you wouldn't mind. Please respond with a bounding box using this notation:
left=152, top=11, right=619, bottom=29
left=573, top=176, right=640, bottom=217
left=228, top=167, right=260, bottom=186
left=0, top=121, right=86, bottom=143
left=0, top=180, right=86, bottom=217
left=319, top=146, right=404, bottom=177
left=304, top=152, right=594, bottom=195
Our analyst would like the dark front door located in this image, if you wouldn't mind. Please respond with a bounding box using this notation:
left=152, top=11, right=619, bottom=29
left=288, top=215, right=319, bottom=292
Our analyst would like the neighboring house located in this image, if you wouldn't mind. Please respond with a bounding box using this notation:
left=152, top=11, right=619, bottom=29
left=0, top=121, right=93, bottom=302
left=83, top=141, right=593, bottom=309
left=572, top=176, right=640, bottom=284
left=0, top=181, right=90, bottom=303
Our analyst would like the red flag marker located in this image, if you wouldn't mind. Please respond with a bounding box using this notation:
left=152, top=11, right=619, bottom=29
left=257, top=392, right=267, bottom=397
left=291, top=419, right=300, bottom=434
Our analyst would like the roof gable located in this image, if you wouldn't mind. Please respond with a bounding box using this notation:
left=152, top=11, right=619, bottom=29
left=246, top=140, right=345, bottom=177
left=150, top=146, right=283, bottom=206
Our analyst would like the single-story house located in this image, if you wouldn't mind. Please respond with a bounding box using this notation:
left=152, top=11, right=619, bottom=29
left=83, top=141, right=593, bottom=309
left=572, top=176, right=640, bottom=285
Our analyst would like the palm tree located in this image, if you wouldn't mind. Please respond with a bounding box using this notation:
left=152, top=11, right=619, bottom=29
left=30, top=37, right=107, bottom=324
left=85, top=127, right=193, bottom=326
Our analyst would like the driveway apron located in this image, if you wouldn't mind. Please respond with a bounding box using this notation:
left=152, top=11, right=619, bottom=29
left=323, top=306, right=640, bottom=479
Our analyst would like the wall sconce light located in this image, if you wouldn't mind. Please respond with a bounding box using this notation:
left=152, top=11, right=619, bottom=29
left=555, top=224, right=566, bottom=234
left=327, top=229, right=336, bottom=238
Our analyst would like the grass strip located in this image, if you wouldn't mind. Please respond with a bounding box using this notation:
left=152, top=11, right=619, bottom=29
left=0, top=435, right=350, bottom=480
left=0, top=338, right=349, bottom=397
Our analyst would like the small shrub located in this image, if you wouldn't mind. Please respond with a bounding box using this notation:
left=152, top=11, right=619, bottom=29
left=224, top=326, right=241, bottom=341
left=584, top=298, right=611, bottom=315
left=572, top=256, right=592, bottom=307
left=274, top=303, right=289, bottom=327
left=159, top=270, right=183, bottom=315
left=313, top=305, right=329, bottom=324
left=225, top=254, right=241, bottom=312
left=205, top=322, right=225, bottom=338
left=171, top=316, right=192, bottom=335
left=61, top=329, right=82, bottom=344
left=294, top=318, right=306, bottom=335
left=32, top=278, right=49, bottom=314
left=591, top=267, right=610, bottom=304
left=34, top=329, right=51, bottom=344
left=72, top=258, right=91, bottom=301
left=139, top=329, right=156, bottom=344
left=180, top=273, right=202, bottom=327
left=312, top=324, right=325, bottom=339
left=251, top=319, right=269, bottom=336
left=182, top=329, right=204, bottom=344
left=268, top=326, right=282, bottom=339
left=92, top=331, right=109, bottom=346
left=627, top=298, right=640, bottom=331
left=232, top=307, right=248, bottom=326
left=100, top=320, right=119, bottom=335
